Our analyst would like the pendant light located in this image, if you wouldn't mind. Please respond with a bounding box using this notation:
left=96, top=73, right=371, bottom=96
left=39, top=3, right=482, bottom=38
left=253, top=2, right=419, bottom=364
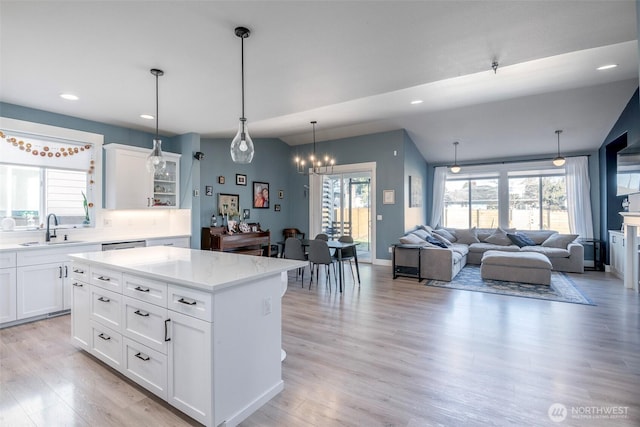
left=146, top=68, right=166, bottom=173
left=450, top=141, right=461, bottom=174
left=295, top=121, right=336, bottom=175
left=230, top=26, right=254, bottom=164
left=552, top=130, right=566, bottom=167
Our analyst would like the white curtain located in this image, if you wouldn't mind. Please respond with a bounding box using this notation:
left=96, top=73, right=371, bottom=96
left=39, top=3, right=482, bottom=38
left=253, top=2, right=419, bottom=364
left=565, top=156, right=593, bottom=238
left=430, top=166, right=448, bottom=228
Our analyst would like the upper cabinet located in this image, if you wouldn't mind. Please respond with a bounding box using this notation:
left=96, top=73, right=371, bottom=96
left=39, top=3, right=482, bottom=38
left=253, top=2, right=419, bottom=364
left=104, top=144, right=181, bottom=209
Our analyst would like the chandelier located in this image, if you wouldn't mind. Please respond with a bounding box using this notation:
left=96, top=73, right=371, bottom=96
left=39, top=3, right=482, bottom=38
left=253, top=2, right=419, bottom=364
left=294, top=121, right=336, bottom=175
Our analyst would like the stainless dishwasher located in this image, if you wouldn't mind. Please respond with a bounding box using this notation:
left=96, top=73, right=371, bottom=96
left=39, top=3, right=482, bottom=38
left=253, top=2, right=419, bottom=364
left=101, top=240, right=146, bottom=251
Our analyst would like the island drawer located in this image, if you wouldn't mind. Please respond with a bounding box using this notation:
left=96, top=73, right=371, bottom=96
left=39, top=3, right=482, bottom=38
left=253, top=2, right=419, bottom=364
left=123, top=337, right=167, bottom=400
left=167, top=285, right=212, bottom=322
left=71, top=262, right=90, bottom=282
left=90, top=320, right=123, bottom=372
left=90, top=286, right=122, bottom=330
left=122, top=296, right=168, bottom=354
left=90, top=266, right=123, bottom=293
left=0, top=252, right=16, bottom=269
left=123, top=274, right=167, bottom=307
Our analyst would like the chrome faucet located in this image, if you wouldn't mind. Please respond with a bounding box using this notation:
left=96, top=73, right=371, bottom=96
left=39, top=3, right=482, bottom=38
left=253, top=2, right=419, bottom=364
left=45, top=213, right=58, bottom=242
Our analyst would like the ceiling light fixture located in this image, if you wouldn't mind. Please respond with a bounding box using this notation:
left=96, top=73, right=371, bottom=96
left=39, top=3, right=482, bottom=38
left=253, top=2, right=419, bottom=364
left=295, top=121, right=336, bottom=175
left=491, top=60, right=499, bottom=74
left=552, top=129, right=566, bottom=167
left=450, top=141, right=461, bottom=174
left=140, top=114, right=154, bottom=120
left=596, top=64, right=618, bottom=71
left=230, top=26, right=254, bottom=164
left=146, top=68, right=166, bottom=173
left=411, top=100, right=423, bottom=105
left=60, top=93, right=79, bottom=101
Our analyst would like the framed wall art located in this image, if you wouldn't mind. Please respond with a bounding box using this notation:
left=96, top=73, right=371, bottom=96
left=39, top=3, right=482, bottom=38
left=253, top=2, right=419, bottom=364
left=274, top=204, right=281, bottom=212
left=236, top=174, right=247, bottom=186
left=409, top=176, right=423, bottom=207
left=218, top=176, right=225, bottom=185
left=383, top=189, right=395, bottom=204
left=205, top=185, right=213, bottom=197
left=253, top=182, right=269, bottom=208
left=218, top=193, right=239, bottom=216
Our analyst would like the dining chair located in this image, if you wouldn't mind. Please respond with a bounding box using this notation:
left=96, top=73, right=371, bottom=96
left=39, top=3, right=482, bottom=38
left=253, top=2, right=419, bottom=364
left=307, top=239, right=336, bottom=291
left=283, top=237, right=308, bottom=286
left=283, top=228, right=305, bottom=240
left=335, top=235, right=356, bottom=283
left=314, top=233, right=329, bottom=241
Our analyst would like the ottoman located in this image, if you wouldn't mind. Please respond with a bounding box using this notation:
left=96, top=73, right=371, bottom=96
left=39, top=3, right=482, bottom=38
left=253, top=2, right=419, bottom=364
left=480, top=250, right=552, bottom=285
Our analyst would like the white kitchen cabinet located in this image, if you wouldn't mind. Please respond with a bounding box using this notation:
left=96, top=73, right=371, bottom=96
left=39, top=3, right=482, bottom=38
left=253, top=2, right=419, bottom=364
left=71, top=279, right=91, bottom=350
left=0, top=266, right=17, bottom=324
left=609, top=230, right=625, bottom=279
left=167, top=310, right=212, bottom=426
left=104, top=143, right=181, bottom=209
left=14, top=244, right=101, bottom=323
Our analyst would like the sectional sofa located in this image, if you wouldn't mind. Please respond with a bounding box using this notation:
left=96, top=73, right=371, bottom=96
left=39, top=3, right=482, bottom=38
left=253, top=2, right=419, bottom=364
left=393, top=226, right=584, bottom=282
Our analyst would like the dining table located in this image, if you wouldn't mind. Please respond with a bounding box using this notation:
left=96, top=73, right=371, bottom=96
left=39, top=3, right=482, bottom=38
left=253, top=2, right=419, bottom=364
left=279, top=238, right=361, bottom=292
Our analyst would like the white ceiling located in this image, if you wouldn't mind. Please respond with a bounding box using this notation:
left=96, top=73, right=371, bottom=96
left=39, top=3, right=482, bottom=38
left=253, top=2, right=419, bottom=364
left=1, top=1, right=638, bottom=164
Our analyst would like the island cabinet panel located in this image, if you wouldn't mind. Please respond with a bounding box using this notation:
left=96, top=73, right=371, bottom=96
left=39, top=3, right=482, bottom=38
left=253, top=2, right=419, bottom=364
left=69, top=246, right=305, bottom=427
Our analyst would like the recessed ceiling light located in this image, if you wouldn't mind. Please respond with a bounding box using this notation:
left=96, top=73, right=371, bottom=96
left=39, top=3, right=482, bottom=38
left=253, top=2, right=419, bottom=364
left=597, top=64, right=618, bottom=71
left=60, top=93, right=79, bottom=101
left=140, top=114, right=154, bottom=120
left=411, top=100, right=423, bottom=105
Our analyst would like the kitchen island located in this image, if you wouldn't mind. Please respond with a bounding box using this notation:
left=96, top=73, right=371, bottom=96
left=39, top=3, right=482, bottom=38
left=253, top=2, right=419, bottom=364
left=68, top=246, right=306, bottom=427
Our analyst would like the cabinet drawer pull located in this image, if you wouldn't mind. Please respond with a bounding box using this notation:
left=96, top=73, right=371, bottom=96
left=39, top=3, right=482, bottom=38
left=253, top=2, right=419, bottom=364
left=98, top=333, right=111, bottom=341
left=134, top=309, right=149, bottom=317
left=73, top=268, right=85, bottom=274
left=97, top=276, right=111, bottom=281
left=134, top=286, right=150, bottom=293
left=178, top=297, right=196, bottom=306
left=72, top=282, right=83, bottom=287
left=64, top=265, right=68, bottom=278
left=164, top=318, right=171, bottom=342
left=97, top=296, right=111, bottom=303
left=59, top=266, right=63, bottom=279
left=134, top=352, right=150, bottom=361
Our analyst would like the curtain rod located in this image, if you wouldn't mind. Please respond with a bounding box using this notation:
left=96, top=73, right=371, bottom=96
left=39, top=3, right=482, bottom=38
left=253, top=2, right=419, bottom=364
left=440, top=154, right=591, bottom=169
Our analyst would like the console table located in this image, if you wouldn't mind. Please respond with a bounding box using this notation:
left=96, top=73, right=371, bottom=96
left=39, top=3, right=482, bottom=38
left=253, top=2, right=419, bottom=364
left=201, top=227, right=271, bottom=256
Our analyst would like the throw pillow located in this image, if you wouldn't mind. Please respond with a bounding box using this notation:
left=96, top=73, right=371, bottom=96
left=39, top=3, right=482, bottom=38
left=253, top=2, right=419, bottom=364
left=430, top=233, right=452, bottom=247
left=399, top=234, right=425, bottom=245
left=507, top=232, right=536, bottom=248
left=541, top=233, right=579, bottom=249
left=484, top=227, right=512, bottom=246
left=433, top=228, right=456, bottom=242
left=418, top=224, right=434, bottom=233
left=455, top=227, right=480, bottom=245
left=412, top=229, right=431, bottom=240
left=425, top=235, right=447, bottom=248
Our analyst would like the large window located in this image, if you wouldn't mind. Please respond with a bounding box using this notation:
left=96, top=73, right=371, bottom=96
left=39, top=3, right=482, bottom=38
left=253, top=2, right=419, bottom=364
left=444, top=178, right=499, bottom=228
left=0, top=128, right=97, bottom=229
left=442, top=165, right=569, bottom=233
left=508, top=175, right=568, bottom=232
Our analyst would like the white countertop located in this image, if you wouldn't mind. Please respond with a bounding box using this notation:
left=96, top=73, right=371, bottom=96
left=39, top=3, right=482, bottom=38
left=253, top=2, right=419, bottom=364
left=0, top=233, right=189, bottom=252
left=68, top=246, right=307, bottom=292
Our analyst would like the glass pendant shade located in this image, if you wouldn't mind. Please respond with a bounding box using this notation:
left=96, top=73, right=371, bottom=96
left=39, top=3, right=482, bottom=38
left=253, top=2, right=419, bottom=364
left=450, top=164, right=461, bottom=174
left=552, top=156, right=566, bottom=167
left=146, top=139, right=166, bottom=173
left=230, top=118, right=254, bottom=164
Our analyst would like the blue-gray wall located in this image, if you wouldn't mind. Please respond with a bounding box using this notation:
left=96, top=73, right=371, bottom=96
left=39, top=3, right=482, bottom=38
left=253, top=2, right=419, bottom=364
left=598, top=88, right=640, bottom=262
left=403, top=132, right=428, bottom=230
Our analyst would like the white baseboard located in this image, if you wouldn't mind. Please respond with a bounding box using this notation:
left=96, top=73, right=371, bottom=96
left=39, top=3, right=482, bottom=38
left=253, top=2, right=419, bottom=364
left=374, top=259, right=392, bottom=266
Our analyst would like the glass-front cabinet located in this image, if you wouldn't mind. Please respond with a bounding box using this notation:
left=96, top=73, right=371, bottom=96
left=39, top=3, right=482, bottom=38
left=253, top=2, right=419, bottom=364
left=104, top=144, right=181, bottom=209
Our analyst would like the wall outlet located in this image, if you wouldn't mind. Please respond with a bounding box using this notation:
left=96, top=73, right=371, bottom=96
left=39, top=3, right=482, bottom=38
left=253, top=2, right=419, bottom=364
left=103, top=218, right=112, bottom=227
left=262, top=296, right=272, bottom=316
left=377, top=214, right=383, bottom=221
left=193, top=189, right=199, bottom=197
left=388, top=246, right=393, bottom=253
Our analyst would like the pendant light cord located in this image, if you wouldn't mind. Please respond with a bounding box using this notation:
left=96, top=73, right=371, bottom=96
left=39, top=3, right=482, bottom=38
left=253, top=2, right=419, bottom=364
left=155, top=72, right=159, bottom=139
left=241, top=36, right=245, bottom=120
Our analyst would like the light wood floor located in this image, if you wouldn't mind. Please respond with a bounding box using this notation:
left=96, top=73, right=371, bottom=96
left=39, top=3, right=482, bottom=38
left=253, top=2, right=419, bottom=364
left=1, top=265, right=639, bottom=426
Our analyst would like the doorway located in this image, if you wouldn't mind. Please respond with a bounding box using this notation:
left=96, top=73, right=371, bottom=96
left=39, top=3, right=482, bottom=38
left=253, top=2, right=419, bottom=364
left=309, top=163, right=375, bottom=262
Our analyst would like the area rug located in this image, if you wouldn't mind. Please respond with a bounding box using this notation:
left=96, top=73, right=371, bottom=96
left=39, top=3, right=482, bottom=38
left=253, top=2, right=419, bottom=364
left=425, top=265, right=594, bottom=305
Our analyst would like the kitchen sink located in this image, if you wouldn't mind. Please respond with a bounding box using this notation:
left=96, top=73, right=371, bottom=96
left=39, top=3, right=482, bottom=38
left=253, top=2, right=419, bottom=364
left=20, top=240, right=86, bottom=246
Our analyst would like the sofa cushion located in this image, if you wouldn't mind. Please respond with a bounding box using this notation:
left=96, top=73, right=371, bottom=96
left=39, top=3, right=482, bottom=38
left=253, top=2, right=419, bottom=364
left=450, top=243, right=470, bottom=256
left=507, top=232, right=536, bottom=248
left=455, top=227, right=480, bottom=244
left=418, top=225, right=434, bottom=233
left=520, top=246, right=571, bottom=258
left=468, top=242, right=520, bottom=253
left=400, top=234, right=425, bottom=245
left=542, top=233, right=579, bottom=249
left=433, top=228, right=456, bottom=242
left=484, top=227, right=513, bottom=246
left=432, top=232, right=453, bottom=247
left=521, top=230, right=557, bottom=245
left=411, top=229, right=431, bottom=240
